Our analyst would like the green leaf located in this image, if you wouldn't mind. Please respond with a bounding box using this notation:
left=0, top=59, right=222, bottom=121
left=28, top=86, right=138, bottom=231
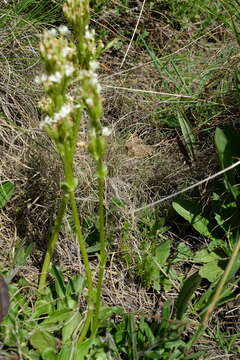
left=128, top=315, right=138, bottom=360
left=42, top=348, right=57, bottom=360
left=14, top=242, right=34, bottom=267
left=33, top=299, right=52, bottom=319
left=50, top=265, right=66, bottom=298
left=155, top=239, right=171, bottom=266
left=139, top=318, right=155, bottom=344
left=195, top=283, right=235, bottom=315
left=177, top=111, right=195, bottom=160
left=194, top=249, right=221, bottom=263
left=30, top=330, right=57, bottom=353
left=173, top=243, right=193, bottom=263
left=215, top=127, right=239, bottom=199
left=58, top=344, right=73, bottom=360
left=41, top=309, right=74, bottom=325
left=173, top=199, right=214, bottom=239
left=199, top=261, right=223, bottom=282
left=62, top=311, right=82, bottom=342
left=76, top=339, right=94, bottom=360
left=175, top=272, right=202, bottom=319
left=0, top=181, right=15, bottom=209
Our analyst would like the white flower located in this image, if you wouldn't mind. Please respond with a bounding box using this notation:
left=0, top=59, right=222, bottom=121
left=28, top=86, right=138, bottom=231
left=34, top=74, right=48, bottom=84
left=102, top=127, right=112, bottom=137
left=65, top=64, right=74, bottom=76
left=40, top=115, right=55, bottom=129
left=79, top=70, right=88, bottom=78
left=89, top=60, right=99, bottom=71
left=48, top=72, right=62, bottom=83
left=89, top=76, right=98, bottom=86
left=34, top=76, right=42, bottom=84
left=85, top=98, right=93, bottom=107
left=85, top=29, right=95, bottom=40
left=96, top=83, right=102, bottom=94
left=58, top=25, right=70, bottom=35
left=62, top=46, right=73, bottom=57
left=48, top=28, right=57, bottom=37
left=54, top=104, right=72, bottom=121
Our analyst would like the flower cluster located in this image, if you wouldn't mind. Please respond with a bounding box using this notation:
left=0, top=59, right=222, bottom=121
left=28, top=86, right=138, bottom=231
left=63, top=0, right=89, bottom=37
left=37, top=0, right=109, bottom=179
left=37, top=27, right=76, bottom=91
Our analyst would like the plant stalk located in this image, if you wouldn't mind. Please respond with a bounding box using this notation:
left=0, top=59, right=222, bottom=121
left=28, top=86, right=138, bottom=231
left=91, top=176, right=106, bottom=336
left=38, top=194, right=68, bottom=292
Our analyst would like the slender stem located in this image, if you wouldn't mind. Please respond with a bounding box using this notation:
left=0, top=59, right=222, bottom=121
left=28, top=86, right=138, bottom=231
left=38, top=194, right=68, bottom=292
left=68, top=190, right=95, bottom=344
left=63, top=144, right=94, bottom=344
left=91, top=176, right=106, bottom=336
left=69, top=190, right=94, bottom=295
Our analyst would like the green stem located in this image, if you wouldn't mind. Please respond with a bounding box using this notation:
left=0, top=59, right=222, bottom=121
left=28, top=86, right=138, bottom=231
left=68, top=190, right=94, bottom=344
left=91, top=176, right=106, bottom=336
left=38, top=194, right=68, bottom=292
left=63, top=146, right=94, bottom=344
left=69, top=190, right=94, bottom=296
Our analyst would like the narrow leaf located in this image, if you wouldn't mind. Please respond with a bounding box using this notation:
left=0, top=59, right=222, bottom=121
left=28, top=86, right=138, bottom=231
left=177, top=111, right=195, bottom=161
left=175, top=272, right=201, bottom=319
left=214, top=127, right=239, bottom=199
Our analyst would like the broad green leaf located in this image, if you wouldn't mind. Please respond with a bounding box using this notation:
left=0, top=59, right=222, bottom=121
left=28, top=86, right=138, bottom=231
left=30, top=330, right=57, bottom=353
left=14, top=242, right=34, bottom=267
left=76, top=339, right=94, bottom=360
left=33, top=299, right=52, bottom=319
left=155, top=239, right=171, bottom=266
left=65, top=276, right=84, bottom=309
left=175, top=272, right=202, bottom=319
left=0, top=181, right=15, bottom=209
left=199, top=261, right=223, bottom=282
left=41, top=309, right=74, bottom=325
left=194, top=249, right=221, bottom=263
left=173, top=243, right=193, bottom=263
left=62, top=311, right=81, bottom=342
left=58, top=344, right=73, bottom=360
left=24, top=350, right=41, bottom=360
left=42, top=348, right=57, bottom=360
left=173, top=199, right=214, bottom=239
left=162, top=278, right=172, bottom=292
